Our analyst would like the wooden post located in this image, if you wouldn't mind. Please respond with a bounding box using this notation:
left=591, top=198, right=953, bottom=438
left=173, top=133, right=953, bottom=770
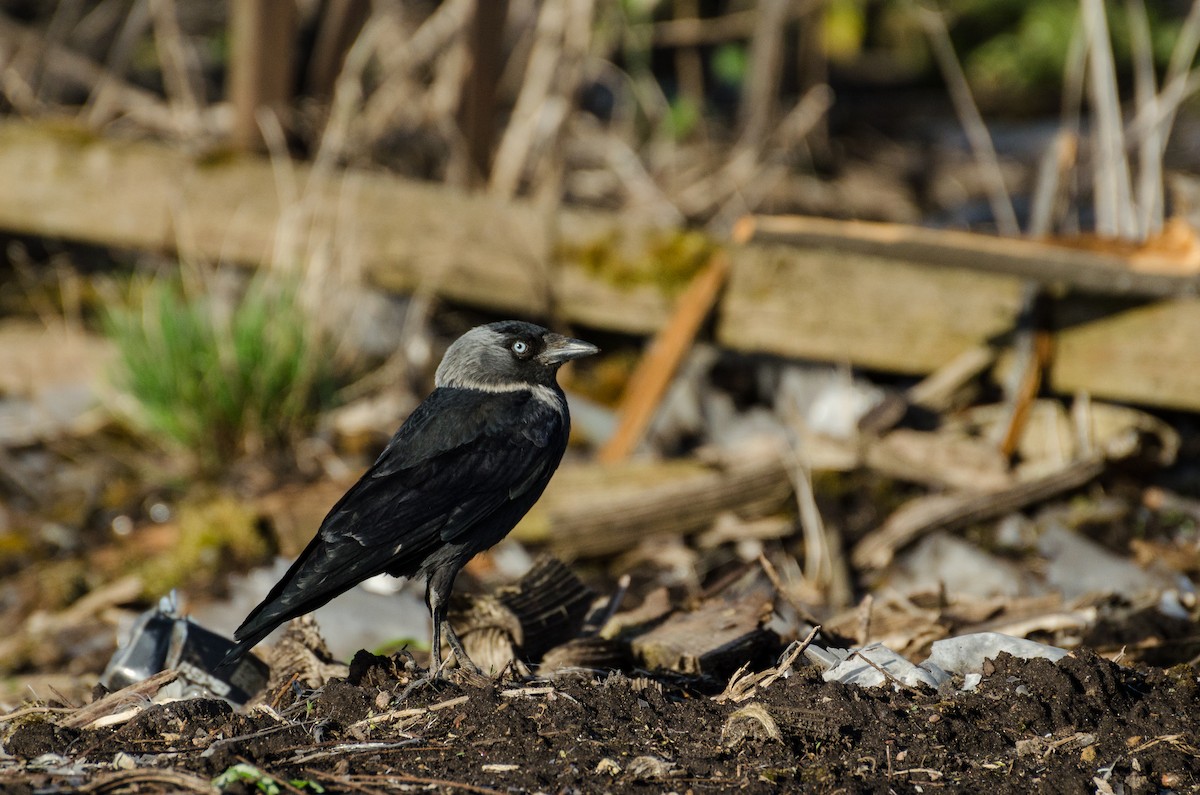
left=459, top=0, right=509, bottom=184
left=305, top=0, right=371, bottom=102
left=228, top=0, right=298, bottom=151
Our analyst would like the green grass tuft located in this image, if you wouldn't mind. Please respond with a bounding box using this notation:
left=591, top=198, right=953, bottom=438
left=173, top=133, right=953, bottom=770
left=103, top=269, right=340, bottom=472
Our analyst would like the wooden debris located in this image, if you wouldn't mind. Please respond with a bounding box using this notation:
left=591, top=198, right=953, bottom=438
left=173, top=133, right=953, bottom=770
left=852, top=396, right=1184, bottom=571
left=864, top=429, right=1012, bottom=493
left=537, top=637, right=633, bottom=674
left=851, top=455, right=1107, bottom=572
left=4, top=121, right=1200, bottom=410
left=906, top=345, right=997, bottom=412
left=946, top=399, right=1181, bottom=469
left=997, top=287, right=1055, bottom=459
left=719, top=226, right=1200, bottom=412
left=599, top=587, right=672, bottom=639
left=696, top=513, right=795, bottom=549
left=0, top=119, right=676, bottom=336
left=719, top=240, right=1026, bottom=376
left=631, top=572, right=775, bottom=677
left=260, top=615, right=349, bottom=692
left=739, top=213, right=1200, bottom=296
left=60, top=669, right=179, bottom=730
left=515, top=439, right=792, bottom=558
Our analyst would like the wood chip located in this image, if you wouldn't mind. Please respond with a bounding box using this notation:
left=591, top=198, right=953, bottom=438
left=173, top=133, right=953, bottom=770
left=631, top=572, right=775, bottom=676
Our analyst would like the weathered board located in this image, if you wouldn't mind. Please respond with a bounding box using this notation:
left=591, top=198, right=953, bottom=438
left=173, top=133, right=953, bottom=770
left=0, top=120, right=673, bottom=335
left=717, top=243, right=1027, bottom=375
left=1, top=119, right=1199, bottom=410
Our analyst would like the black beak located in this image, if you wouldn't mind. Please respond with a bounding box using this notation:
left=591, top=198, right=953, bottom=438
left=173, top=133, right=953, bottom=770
left=540, top=333, right=600, bottom=365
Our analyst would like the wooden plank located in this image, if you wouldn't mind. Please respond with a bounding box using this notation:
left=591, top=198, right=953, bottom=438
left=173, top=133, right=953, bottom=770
left=4, top=120, right=1200, bottom=410
left=1052, top=298, right=1200, bottom=410
left=511, top=444, right=793, bottom=558
left=743, top=214, right=1200, bottom=299
left=0, top=120, right=674, bottom=334
left=717, top=243, right=1026, bottom=375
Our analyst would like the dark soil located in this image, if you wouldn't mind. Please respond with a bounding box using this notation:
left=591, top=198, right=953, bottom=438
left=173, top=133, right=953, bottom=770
left=3, top=649, right=1198, bottom=793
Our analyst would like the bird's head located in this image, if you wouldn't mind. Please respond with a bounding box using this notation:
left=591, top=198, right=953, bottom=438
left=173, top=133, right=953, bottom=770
left=434, top=321, right=599, bottom=391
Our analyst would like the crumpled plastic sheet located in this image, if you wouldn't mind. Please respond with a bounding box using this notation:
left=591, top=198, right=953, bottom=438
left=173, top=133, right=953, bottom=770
left=806, top=631, right=1070, bottom=690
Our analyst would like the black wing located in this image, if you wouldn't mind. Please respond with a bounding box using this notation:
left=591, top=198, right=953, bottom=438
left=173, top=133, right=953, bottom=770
left=224, top=387, right=567, bottom=661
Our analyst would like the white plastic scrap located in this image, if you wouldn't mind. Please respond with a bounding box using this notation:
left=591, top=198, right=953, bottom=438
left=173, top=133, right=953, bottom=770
left=807, top=632, right=1069, bottom=691
left=926, top=632, right=1068, bottom=672
left=807, top=643, right=948, bottom=689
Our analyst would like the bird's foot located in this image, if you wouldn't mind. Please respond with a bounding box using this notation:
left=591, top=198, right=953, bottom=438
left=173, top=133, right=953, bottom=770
left=393, top=672, right=444, bottom=702
left=447, top=665, right=493, bottom=688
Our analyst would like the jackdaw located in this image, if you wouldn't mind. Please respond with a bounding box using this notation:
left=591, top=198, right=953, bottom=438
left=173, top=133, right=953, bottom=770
left=221, top=320, right=598, bottom=673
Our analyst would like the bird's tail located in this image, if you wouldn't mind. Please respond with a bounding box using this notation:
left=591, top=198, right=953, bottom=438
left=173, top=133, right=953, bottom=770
left=217, top=626, right=272, bottom=670
left=217, top=539, right=348, bottom=670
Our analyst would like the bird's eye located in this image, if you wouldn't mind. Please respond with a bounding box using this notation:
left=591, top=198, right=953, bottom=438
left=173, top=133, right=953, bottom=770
left=511, top=341, right=529, bottom=356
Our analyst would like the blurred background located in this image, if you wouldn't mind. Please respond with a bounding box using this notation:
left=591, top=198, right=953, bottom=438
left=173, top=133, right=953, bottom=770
left=2, top=0, right=1200, bottom=702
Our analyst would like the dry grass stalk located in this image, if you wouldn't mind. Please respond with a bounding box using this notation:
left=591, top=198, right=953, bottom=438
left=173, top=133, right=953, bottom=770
left=1082, top=0, right=1138, bottom=238
left=737, top=0, right=789, bottom=151
left=0, top=10, right=172, bottom=130
left=490, top=0, right=596, bottom=200
left=1127, top=0, right=1163, bottom=235
left=716, top=625, right=821, bottom=703
left=675, top=84, right=832, bottom=223
left=916, top=5, right=1019, bottom=236
left=149, top=0, right=205, bottom=129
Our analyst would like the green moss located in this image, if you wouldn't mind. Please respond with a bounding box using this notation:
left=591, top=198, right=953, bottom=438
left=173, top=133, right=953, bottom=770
left=192, top=146, right=244, bottom=170
left=35, top=119, right=102, bottom=149
left=559, top=229, right=718, bottom=296
left=34, top=560, right=91, bottom=611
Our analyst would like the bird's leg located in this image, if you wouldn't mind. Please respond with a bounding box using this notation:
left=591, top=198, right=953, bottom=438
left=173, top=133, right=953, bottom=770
left=441, top=619, right=479, bottom=675
left=426, top=567, right=480, bottom=675
left=428, top=608, right=444, bottom=675
left=425, top=578, right=447, bottom=676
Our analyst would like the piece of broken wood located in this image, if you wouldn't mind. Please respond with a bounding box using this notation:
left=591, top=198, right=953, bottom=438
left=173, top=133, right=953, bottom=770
left=851, top=455, right=1107, bottom=571
left=630, top=572, right=776, bottom=677
left=514, top=439, right=793, bottom=558
left=739, top=213, right=1200, bottom=297
left=598, top=248, right=731, bottom=463
left=60, top=669, right=179, bottom=730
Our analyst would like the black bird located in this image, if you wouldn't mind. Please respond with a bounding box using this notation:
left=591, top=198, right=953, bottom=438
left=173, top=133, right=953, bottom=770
left=221, top=321, right=598, bottom=673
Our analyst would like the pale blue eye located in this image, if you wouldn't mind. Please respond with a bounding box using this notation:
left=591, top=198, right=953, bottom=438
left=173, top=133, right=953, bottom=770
left=512, top=341, right=529, bottom=355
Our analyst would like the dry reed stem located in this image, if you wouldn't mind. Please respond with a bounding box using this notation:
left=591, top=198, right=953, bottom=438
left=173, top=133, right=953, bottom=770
left=1126, top=0, right=1163, bottom=234
left=149, top=0, right=205, bottom=134
left=1081, top=0, right=1138, bottom=238
left=916, top=4, right=1019, bottom=236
